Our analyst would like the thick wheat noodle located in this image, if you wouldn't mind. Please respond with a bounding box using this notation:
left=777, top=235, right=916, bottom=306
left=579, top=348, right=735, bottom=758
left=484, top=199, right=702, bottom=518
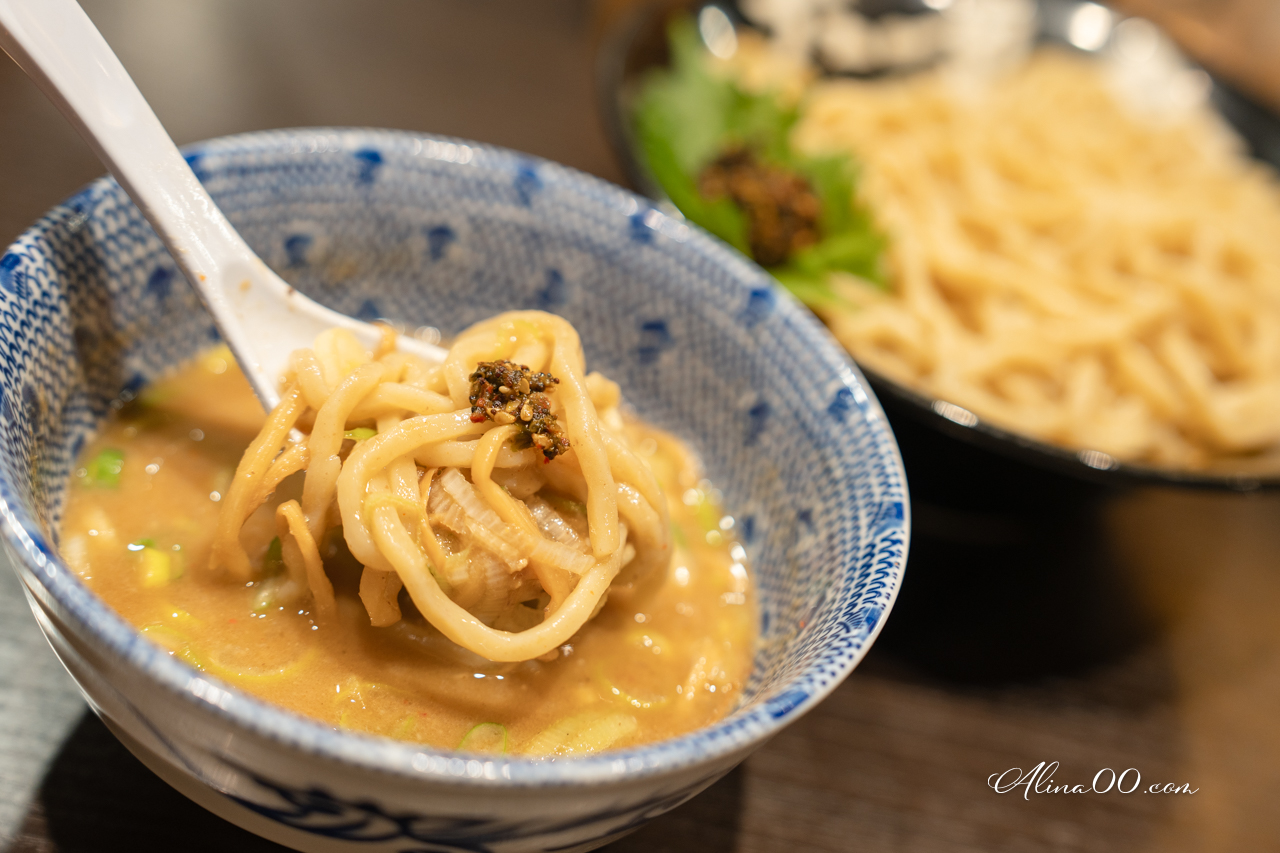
left=600, top=430, right=667, bottom=530
left=372, top=323, right=398, bottom=360
left=435, top=311, right=619, bottom=550
left=470, top=424, right=576, bottom=607
left=218, top=311, right=671, bottom=661
left=347, top=384, right=455, bottom=421
left=356, top=473, right=405, bottom=575
left=613, top=483, right=666, bottom=583
left=314, top=329, right=370, bottom=389
left=444, top=322, right=509, bottom=408
left=291, top=350, right=331, bottom=411
left=337, top=411, right=486, bottom=569
left=533, top=313, right=620, bottom=557
left=356, top=411, right=414, bottom=618
left=375, top=351, right=421, bottom=384
left=378, top=413, right=416, bottom=605
left=300, top=361, right=387, bottom=540
left=274, top=503, right=309, bottom=590
left=421, top=365, right=450, bottom=395
left=313, top=335, right=342, bottom=388
left=413, top=440, right=536, bottom=470
left=210, top=384, right=305, bottom=580
left=358, top=468, right=404, bottom=625
left=403, top=359, right=437, bottom=388
left=276, top=499, right=335, bottom=617
left=539, top=436, right=665, bottom=583
left=371, top=501, right=628, bottom=661
left=251, top=441, right=309, bottom=508
left=359, top=566, right=403, bottom=626
left=776, top=49, right=1280, bottom=469
left=471, top=424, right=542, bottom=539
left=384, top=419, right=423, bottom=505
left=511, top=340, right=549, bottom=371
left=208, top=441, right=310, bottom=568
left=414, top=468, right=451, bottom=573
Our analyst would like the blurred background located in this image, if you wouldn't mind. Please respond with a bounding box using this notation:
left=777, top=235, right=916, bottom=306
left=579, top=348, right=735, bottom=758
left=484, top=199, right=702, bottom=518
left=0, top=0, right=625, bottom=245
left=6, top=0, right=1280, bottom=244
left=5, top=1, right=1280, bottom=852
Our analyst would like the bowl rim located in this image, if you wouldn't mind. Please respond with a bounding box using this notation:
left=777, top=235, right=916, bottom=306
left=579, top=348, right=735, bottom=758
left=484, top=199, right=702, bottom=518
left=596, top=0, right=1280, bottom=493
left=3, top=126, right=910, bottom=788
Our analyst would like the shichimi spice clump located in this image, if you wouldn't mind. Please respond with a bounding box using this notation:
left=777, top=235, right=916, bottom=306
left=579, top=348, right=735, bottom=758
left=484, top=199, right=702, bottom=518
left=697, top=146, right=822, bottom=267
left=469, top=360, right=570, bottom=461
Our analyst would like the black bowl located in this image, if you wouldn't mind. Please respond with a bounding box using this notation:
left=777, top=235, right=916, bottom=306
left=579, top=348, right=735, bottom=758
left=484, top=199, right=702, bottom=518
left=597, top=0, right=1280, bottom=681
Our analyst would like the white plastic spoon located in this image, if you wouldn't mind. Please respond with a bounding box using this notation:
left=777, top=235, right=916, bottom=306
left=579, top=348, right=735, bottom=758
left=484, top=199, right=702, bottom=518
left=0, top=0, right=447, bottom=409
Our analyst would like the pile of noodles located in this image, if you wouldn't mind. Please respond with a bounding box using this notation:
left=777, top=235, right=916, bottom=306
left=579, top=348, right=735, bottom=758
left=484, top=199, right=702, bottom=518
left=209, top=311, right=670, bottom=662
left=719, top=35, right=1280, bottom=470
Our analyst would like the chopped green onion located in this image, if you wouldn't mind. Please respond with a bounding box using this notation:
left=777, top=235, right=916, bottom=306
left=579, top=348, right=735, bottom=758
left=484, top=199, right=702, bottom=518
left=394, top=715, right=419, bottom=740
left=203, top=645, right=317, bottom=683
left=458, top=722, right=508, bottom=754
left=523, top=712, right=637, bottom=757
left=596, top=674, right=670, bottom=711
left=140, top=623, right=185, bottom=651
left=140, top=548, right=172, bottom=588
left=83, top=448, right=125, bottom=487
left=165, top=607, right=202, bottom=629
left=141, top=624, right=204, bottom=669
left=251, top=580, right=278, bottom=613
left=138, top=384, right=176, bottom=408
left=693, top=495, right=720, bottom=533
left=262, top=536, right=284, bottom=577
left=344, top=427, right=377, bottom=442
left=169, top=547, right=186, bottom=580
left=544, top=493, right=587, bottom=518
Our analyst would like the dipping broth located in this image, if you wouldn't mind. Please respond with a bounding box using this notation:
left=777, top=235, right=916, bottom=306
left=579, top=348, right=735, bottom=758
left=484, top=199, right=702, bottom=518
left=60, top=345, right=756, bottom=756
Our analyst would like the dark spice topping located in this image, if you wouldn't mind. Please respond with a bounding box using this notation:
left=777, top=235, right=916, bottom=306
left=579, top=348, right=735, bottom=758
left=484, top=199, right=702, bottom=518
left=469, top=360, right=570, bottom=461
left=698, top=147, right=822, bottom=267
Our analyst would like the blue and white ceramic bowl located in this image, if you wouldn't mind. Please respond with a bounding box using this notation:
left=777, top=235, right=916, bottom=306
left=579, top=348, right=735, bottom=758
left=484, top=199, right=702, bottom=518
left=0, top=129, right=908, bottom=852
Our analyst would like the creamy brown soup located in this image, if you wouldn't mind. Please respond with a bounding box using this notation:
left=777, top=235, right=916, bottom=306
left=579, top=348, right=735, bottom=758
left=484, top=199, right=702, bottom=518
left=61, top=347, right=755, bottom=756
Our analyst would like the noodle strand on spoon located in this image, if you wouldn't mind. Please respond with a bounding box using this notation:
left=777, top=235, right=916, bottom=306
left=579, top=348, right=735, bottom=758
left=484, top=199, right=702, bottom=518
left=211, top=311, right=671, bottom=662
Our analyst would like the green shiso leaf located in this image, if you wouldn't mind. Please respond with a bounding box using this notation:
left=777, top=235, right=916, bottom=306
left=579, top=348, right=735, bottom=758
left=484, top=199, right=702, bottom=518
left=83, top=448, right=126, bottom=487
left=633, top=19, right=751, bottom=253
left=632, top=16, right=888, bottom=308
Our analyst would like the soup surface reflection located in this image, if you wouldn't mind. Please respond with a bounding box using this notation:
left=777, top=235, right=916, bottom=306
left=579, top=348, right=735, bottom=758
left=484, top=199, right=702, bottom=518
left=61, top=349, right=756, bottom=756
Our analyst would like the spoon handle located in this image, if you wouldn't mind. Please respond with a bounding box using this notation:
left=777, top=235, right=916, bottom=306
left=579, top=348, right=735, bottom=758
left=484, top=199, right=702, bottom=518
left=0, top=0, right=444, bottom=408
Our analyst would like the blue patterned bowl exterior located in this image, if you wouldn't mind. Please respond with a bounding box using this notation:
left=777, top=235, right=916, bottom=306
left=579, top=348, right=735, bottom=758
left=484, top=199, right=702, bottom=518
left=0, top=129, right=908, bottom=852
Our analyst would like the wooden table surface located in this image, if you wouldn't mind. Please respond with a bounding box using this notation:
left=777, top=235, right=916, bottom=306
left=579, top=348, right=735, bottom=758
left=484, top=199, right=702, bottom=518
left=3, top=2, right=1280, bottom=851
